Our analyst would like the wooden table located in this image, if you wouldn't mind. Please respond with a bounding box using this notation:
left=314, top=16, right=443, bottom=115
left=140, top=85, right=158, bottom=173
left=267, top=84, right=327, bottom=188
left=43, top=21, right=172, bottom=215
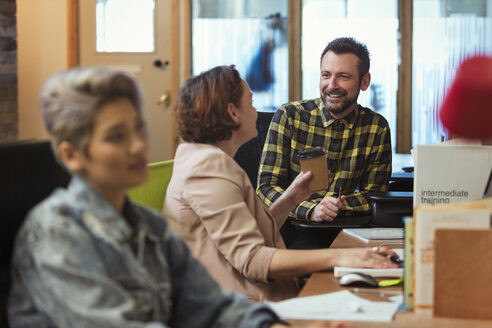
left=284, top=231, right=492, bottom=328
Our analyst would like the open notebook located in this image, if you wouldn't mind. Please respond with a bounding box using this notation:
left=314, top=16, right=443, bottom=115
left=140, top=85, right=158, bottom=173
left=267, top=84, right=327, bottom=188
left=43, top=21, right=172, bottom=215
left=343, top=227, right=404, bottom=243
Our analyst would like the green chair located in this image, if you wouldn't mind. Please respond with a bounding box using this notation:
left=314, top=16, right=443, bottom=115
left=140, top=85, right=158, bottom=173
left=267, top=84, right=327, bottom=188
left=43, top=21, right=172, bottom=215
left=127, top=160, right=174, bottom=212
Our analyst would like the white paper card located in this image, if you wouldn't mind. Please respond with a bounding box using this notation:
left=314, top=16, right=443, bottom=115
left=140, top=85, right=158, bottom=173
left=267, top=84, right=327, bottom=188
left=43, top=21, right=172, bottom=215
left=267, top=290, right=399, bottom=322
left=413, top=144, right=492, bottom=207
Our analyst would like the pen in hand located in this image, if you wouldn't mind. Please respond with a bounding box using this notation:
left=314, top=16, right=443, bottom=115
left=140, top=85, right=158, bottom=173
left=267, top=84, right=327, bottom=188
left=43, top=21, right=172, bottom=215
left=338, top=185, right=342, bottom=199
left=379, top=253, right=403, bottom=265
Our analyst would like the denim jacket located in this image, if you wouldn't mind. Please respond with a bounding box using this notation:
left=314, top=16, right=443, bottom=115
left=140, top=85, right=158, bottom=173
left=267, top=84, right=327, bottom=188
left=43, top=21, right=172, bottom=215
left=8, top=176, right=280, bottom=328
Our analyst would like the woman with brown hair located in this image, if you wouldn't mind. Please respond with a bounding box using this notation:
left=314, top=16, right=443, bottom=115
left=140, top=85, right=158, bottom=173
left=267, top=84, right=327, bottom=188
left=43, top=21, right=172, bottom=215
left=164, top=65, right=399, bottom=302
left=9, top=67, right=290, bottom=328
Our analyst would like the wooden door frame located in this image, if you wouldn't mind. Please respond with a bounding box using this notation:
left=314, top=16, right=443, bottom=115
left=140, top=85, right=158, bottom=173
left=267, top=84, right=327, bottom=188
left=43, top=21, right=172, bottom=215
left=397, top=0, right=413, bottom=153
left=288, top=0, right=302, bottom=102
left=66, top=0, right=188, bottom=156
left=67, top=0, right=78, bottom=68
left=171, top=0, right=191, bottom=154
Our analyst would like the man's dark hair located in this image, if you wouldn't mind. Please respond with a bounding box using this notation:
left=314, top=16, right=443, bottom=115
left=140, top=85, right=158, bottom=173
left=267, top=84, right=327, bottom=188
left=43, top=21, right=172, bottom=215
left=320, top=37, right=370, bottom=79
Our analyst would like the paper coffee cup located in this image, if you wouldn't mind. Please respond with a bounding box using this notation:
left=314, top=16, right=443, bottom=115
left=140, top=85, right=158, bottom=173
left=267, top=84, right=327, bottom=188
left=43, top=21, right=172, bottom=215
left=297, top=147, right=328, bottom=191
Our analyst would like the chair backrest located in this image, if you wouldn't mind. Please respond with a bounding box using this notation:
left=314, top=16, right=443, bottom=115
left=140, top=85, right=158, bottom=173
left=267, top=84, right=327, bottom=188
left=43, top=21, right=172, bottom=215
left=127, top=160, right=174, bottom=212
left=0, top=140, right=71, bottom=328
left=234, top=111, right=275, bottom=189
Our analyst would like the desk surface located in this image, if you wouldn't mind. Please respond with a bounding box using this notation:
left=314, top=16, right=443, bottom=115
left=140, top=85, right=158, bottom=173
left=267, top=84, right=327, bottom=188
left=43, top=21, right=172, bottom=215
left=284, top=232, right=492, bottom=328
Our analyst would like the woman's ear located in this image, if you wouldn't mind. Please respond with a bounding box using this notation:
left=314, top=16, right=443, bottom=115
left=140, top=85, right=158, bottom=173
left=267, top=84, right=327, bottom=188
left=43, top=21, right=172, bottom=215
left=227, top=102, right=240, bottom=124
left=58, top=141, right=85, bottom=173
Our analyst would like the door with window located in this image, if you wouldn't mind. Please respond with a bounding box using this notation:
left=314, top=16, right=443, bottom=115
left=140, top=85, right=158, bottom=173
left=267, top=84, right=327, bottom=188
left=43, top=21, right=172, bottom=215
left=79, top=0, right=175, bottom=162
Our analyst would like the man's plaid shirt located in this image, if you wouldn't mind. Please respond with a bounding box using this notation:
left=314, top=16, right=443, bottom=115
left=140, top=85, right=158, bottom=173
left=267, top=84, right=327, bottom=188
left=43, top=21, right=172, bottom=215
left=256, top=98, right=392, bottom=221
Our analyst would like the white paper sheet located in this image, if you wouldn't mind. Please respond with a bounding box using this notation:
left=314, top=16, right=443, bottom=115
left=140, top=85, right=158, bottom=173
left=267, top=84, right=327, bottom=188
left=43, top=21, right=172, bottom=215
left=267, top=290, right=399, bottom=322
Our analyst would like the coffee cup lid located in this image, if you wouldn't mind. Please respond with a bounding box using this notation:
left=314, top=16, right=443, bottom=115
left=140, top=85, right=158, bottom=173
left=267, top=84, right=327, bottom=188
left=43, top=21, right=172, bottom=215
left=297, top=146, right=326, bottom=159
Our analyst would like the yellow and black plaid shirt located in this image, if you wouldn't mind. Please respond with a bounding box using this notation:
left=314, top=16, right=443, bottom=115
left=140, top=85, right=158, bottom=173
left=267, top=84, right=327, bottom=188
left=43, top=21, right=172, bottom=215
left=256, top=98, right=392, bottom=221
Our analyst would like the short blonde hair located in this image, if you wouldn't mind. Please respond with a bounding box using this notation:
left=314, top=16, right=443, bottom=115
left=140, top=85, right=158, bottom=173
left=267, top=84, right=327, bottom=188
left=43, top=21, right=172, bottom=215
left=40, top=67, right=144, bottom=160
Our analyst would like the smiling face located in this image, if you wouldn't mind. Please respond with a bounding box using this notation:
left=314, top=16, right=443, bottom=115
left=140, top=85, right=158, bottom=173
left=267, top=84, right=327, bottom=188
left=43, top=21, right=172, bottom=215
left=74, top=98, right=149, bottom=199
left=319, top=51, right=370, bottom=119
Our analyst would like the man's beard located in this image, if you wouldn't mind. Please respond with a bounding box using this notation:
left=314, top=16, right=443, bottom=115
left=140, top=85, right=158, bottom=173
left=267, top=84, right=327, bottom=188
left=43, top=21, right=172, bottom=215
left=321, top=88, right=358, bottom=115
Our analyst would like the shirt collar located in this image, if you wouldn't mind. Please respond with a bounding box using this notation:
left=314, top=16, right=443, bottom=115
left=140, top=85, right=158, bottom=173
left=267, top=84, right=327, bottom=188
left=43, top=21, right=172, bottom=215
left=318, top=97, right=359, bottom=129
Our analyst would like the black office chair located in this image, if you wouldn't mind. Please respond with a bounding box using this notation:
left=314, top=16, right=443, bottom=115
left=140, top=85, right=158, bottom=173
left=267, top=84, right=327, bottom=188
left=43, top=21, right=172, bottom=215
left=388, top=172, right=414, bottom=191
left=0, top=140, right=71, bottom=327
left=234, top=111, right=275, bottom=189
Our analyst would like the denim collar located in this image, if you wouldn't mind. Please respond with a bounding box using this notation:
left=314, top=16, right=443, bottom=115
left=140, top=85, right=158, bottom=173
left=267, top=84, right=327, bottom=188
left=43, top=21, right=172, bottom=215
left=68, top=176, right=133, bottom=243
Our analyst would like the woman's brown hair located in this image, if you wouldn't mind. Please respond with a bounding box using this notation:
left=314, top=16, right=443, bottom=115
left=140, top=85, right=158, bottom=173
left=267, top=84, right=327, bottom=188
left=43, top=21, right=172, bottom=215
left=175, top=65, right=243, bottom=143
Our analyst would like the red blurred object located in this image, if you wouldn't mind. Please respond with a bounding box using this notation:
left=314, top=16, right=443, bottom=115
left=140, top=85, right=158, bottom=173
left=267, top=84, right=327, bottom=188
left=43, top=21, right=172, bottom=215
left=439, top=56, right=492, bottom=139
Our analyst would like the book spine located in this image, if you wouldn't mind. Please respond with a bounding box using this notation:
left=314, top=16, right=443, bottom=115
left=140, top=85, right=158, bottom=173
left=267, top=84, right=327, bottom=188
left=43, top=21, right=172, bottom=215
left=403, top=216, right=414, bottom=311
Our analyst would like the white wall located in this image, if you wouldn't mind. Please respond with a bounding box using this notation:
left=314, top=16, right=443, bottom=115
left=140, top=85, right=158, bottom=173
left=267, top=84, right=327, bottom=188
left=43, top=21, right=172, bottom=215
left=17, top=0, right=69, bottom=140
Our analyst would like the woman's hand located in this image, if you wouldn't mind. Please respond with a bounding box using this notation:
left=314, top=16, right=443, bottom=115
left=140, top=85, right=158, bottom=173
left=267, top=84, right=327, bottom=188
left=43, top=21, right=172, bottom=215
left=333, top=246, right=401, bottom=269
left=268, top=171, right=314, bottom=226
left=269, top=246, right=400, bottom=280
left=281, top=170, right=314, bottom=205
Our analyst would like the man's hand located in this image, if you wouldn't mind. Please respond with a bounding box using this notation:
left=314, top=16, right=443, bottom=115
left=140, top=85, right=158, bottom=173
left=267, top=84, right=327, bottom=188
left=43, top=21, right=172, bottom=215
left=310, top=195, right=345, bottom=222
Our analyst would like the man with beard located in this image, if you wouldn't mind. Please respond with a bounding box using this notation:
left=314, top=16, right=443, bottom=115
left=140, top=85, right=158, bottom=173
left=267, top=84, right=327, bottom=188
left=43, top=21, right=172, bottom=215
left=256, top=37, right=392, bottom=249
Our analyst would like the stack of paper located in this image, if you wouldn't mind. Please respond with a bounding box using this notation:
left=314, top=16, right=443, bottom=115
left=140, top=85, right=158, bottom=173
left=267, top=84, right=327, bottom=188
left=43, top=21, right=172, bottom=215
left=267, top=290, right=399, bottom=322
